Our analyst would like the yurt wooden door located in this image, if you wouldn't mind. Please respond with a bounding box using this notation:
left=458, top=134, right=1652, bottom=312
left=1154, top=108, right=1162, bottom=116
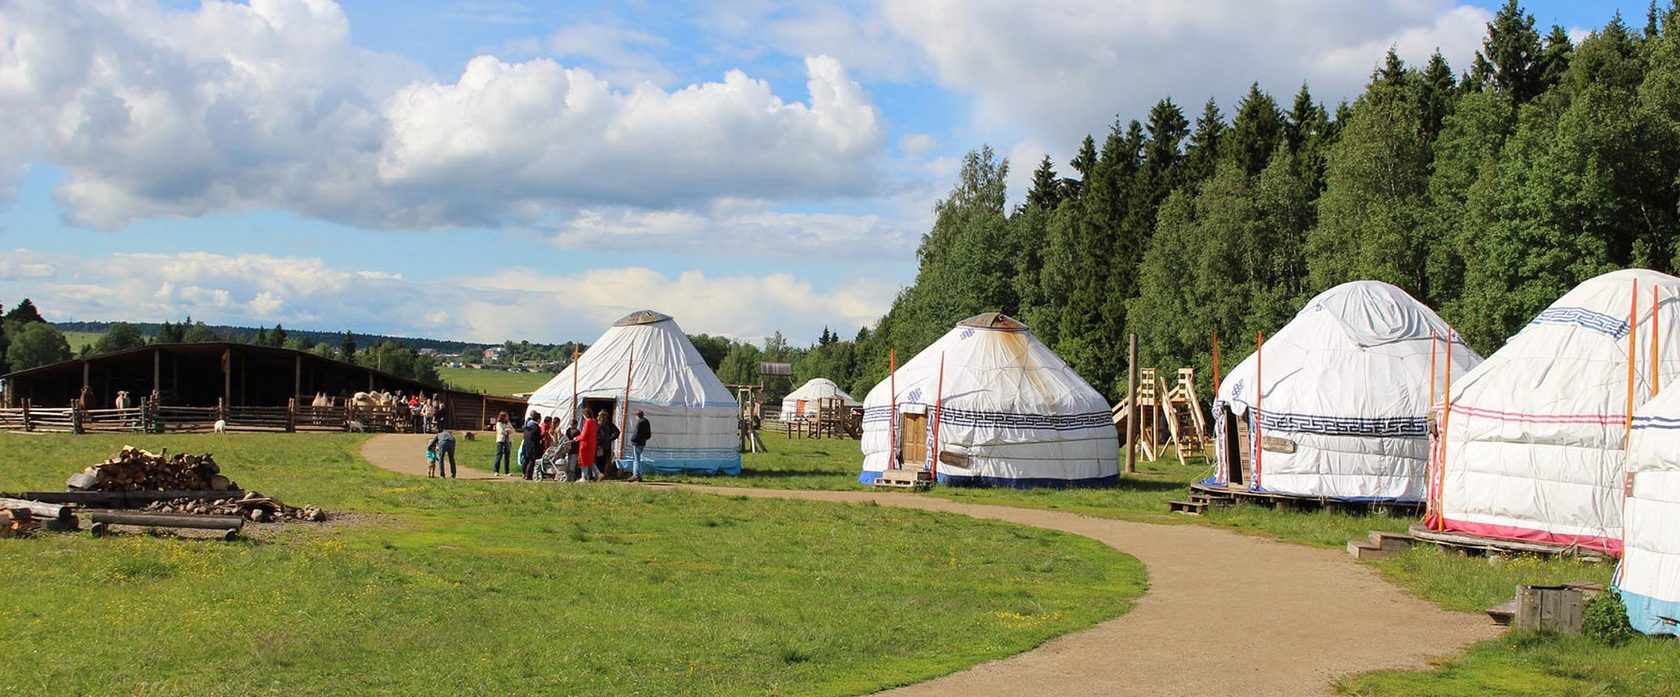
left=900, top=413, right=928, bottom=465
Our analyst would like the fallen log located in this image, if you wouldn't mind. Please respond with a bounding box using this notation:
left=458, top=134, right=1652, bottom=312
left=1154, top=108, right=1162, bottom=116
left=0, top=497, right=73, bottom=522
left=6, top=490, right=249, bottom=505
left=89, top=511, right=245, bottom=533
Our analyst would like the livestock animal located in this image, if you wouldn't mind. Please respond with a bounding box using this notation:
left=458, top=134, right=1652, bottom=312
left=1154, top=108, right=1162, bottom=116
left=114, top=391, right=131, bottom=410
left=311, top=392, right=330, bottom=408
left=351, top=391, right=397, bottom=408
left=213, top=419, right=227, bottom=434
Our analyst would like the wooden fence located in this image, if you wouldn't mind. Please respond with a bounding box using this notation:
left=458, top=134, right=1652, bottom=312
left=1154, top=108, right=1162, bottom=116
left=0, top=393, right=523, bottom=435
left=0, top=398, right=414, bottom=434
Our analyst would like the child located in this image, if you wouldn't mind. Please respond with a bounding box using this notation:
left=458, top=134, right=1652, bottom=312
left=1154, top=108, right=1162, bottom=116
left=425, top=440, right=439, bottom=478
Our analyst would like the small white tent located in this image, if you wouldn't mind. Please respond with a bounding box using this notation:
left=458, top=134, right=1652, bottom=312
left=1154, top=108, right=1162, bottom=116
left=780, top=378, right=859, bottom=418
left=1620, top=386, right=1680, bottom=635
left=858, top=313, right=1118, bottom=488
left=1213, top=281, right=1482, bottom=501
left=1431, top=269, right=1680, bottom=554
left=526, top=310, right=741, bottom=475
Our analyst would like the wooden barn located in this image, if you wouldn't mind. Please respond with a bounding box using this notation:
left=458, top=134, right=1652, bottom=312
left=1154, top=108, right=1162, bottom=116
left=0, top=343, right=524, bottom=433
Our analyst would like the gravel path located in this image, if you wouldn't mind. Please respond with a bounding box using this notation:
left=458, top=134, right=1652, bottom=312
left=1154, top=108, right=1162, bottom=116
left=360, top=434, right=1498, bottom=696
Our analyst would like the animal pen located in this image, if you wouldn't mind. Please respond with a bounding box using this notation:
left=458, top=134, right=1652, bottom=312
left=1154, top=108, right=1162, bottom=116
left=0, top=342, right=525, bottom=434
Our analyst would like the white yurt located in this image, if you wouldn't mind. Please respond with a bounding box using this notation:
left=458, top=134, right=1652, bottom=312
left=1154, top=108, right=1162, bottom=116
left=780, top=378, right=859, bottom=418
left=1432, top=269, right=1680, bottom=554
left=526, top=310, right=741, bottom=475
left=1621, top=386, right=1680, bottom=635
left=858, top=313, right=1118, bottom=488
left=1213, top=281, right=1482, bottom=502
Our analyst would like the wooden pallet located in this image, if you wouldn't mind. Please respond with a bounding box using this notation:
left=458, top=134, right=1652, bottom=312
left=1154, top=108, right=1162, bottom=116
left=1166, top=489, right=1235, bottom=515
left=874, top=469, right=932, bottom=491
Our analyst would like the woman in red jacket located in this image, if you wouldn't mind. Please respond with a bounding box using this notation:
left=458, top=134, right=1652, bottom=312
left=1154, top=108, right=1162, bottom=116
left=574, top=409, right=599, bottom=482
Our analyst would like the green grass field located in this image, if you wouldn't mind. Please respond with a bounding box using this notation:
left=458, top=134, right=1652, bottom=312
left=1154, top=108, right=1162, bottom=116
left=0, top=432, right=1145, bottom=695
left=663, top=431, right=1680, bottom=696
left=439, top=366, right=551, bottom=396
left=62, top=330, right=101, bottom=352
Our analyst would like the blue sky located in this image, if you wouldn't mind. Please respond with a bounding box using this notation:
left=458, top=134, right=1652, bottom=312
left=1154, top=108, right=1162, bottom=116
left=0, top=0, right=1649, bottom=345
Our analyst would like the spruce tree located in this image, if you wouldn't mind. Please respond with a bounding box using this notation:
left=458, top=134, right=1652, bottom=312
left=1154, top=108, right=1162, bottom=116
left=1183, top=98, right=1227, bottom=184
left=1481, top=0, right=1545, bottom=102
left=1225, top=84, right=1284, bottom=176
left=1025, top=155, right=1063, bottom=211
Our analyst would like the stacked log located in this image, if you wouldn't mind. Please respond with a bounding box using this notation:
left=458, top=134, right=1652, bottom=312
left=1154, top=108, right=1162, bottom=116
left=69, top=446, right=236, bottom=493
left=139, top=492, right=326, bottom=523
left=0, top=509, right=37, bottom=537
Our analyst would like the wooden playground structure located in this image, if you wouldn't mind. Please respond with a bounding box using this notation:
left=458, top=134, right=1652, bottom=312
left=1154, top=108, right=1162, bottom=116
left=1111, top=367, right=1211, bottom=465
left=781, top=396, right=862, bottom=439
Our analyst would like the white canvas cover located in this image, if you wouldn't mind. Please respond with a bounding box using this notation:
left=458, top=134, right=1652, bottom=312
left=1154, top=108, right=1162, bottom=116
left=1214, top=281, right=1481, bottom=501
left=1433, top=269, right=1680, bottom=554
left=858, top=313, right=1118, bottom=487
left=527, top=310, right=741, bottom=475
left=781, top=378, right=860, bottom=418
left=1621, top=386, right=1680, bottom=635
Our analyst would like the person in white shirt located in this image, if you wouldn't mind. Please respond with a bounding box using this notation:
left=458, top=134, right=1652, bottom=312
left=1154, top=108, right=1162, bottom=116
left=492, top=411, right=514, bottom=476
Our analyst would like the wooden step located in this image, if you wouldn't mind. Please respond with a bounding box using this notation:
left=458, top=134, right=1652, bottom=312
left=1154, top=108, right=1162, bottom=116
left=1346, top=540, right=1401, bottom=561
left=1366, top=530, right=1415, bottom=552
left=1167, top=500, right=1208, bottom=515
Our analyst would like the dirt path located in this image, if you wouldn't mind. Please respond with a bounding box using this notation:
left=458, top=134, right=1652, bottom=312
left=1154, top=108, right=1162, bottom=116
left=360, top=434, right=1497, bottom=696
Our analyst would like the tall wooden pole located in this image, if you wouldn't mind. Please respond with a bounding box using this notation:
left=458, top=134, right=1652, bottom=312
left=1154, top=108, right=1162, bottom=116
left=931, top=352, right=946, bottom=480
left=1211, top=331, right=1221, bottom=394
left=1254, top=330, right=1264, bottom=488
left=1431, top=332, right=1444, bottom=517
left=1125, top=333, right=1139, bottom=474
left=1653, top=285, right=1662, bottom=398
left=571, top=343, right=580, bottom=427
left=1628, top=279, right=1640, bottom=449
left=1434, top=332, right=1456, bottom=530
left=621, top=352, right=634, bottom=461
left=888, top=346, right=898, bottom=470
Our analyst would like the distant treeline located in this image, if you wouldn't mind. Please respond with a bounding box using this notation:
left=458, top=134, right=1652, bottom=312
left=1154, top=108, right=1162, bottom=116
left=52, top=320, right=485, bottom=355
left=788, top=1, right=1680, bottom=402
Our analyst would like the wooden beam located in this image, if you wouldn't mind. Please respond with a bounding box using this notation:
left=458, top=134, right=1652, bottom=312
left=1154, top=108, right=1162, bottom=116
left=222, top=348, right=231, bottom=408
left=1125, top=333, right=1139, bottom=475
left=153, top=348, right=161, bottom=396
left=294, top=354, right=302, bottom=403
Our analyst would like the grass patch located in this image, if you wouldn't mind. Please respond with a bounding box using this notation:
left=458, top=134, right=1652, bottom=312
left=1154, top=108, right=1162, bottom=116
left=438, top=366, right=550, bottom=397
left=1338, top=630, right=1680, bottom=696
left=0, top=432, right=1144, bottom=695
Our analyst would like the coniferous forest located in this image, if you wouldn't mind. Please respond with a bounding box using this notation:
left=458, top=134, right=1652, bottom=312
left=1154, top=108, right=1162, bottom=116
left=804, top=1, right=1680, bottom=402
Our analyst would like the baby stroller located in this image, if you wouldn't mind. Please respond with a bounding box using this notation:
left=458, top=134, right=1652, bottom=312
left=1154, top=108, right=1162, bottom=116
left=533, top=442, right=571, bottom=482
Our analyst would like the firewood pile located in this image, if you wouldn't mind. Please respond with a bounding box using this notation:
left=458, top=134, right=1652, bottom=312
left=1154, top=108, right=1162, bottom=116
left=141, top=492, right=326, bottom=523
left=68, top=446, right=236, bottom=492
left=0, top=446, right=331, bottom=540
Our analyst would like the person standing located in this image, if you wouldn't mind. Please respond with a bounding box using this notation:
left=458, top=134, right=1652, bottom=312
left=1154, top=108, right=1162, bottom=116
left=596, top=411, right=620, bottom=478
left=574, top=410, right=599, bottom=482
left=520, top=411, right=543, bottom=479
left=629, top=410, right=651, bottom=482
left=563, top=420, right=582, bottom=480
left=429, top=429, right=458, bottom=478
left=421, top=399, right=436, bottom=434
left=492, top=411, right=513, bottom=476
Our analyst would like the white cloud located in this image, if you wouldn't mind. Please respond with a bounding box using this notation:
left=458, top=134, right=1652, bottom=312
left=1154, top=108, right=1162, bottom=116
left=530, top=202, right=919, bottom=258
left=0, top=250, right=55, bottom=280
left=698, top=0, right=926, bottom=82
left=544, top=21, right=677, bottom=86
left=878, top=0, right=1493, bottom=149
left=0, top=0, right=890, bottom=237
left=1, top=249, right=896, bottom=344
left=377, top=53, right=884, bottom=225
